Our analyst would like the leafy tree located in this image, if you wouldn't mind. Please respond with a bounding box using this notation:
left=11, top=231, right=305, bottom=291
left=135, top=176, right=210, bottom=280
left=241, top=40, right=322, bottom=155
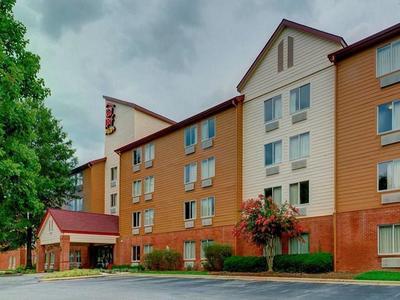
left=0, top=0, right=76, bottom=268
left=234, top=195, right=303, bottom=272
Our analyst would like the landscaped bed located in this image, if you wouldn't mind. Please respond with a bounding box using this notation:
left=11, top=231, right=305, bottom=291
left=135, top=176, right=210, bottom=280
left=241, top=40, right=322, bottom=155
left=42, top=269, right=102, bottom=279
left=210, top=271, right=355, bottom=279
left=354, top=271, right=400, bottom=281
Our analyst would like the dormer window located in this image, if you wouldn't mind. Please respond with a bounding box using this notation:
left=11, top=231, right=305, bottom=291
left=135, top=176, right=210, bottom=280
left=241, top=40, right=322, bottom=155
left=377, top=40, right=400, bottom=77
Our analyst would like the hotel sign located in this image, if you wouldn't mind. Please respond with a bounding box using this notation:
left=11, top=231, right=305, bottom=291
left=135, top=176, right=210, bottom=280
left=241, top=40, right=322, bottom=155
left=105, top=103, right=116, bottom=135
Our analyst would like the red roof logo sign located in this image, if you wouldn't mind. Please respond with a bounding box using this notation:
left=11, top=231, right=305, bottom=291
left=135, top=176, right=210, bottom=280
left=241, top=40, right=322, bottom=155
left=105, top=103, right=116, bottom=135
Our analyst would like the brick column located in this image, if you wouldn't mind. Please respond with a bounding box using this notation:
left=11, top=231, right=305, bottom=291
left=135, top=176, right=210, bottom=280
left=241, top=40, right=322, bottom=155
left=59, top=235, right=70, bottom=271
left=36, top=241, right=45, bottom=273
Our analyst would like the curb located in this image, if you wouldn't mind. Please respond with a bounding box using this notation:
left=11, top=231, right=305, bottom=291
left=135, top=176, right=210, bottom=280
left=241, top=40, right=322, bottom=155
left=40, top=274, right=108, bottom=282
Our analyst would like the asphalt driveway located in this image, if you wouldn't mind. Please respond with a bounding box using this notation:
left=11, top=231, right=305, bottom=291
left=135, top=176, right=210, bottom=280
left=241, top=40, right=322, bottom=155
left=1, top=274, right=400, bottom=300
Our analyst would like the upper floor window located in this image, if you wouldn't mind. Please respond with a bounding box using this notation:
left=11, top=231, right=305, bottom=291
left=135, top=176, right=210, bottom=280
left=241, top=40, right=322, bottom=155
left=133, top=148, right=142, bottom=165
left=144, top=209, right=154, bottom=226
left=290, top=83, right=310, bottom=114
left=378, top=100, right=400, bottom=134
left=75, top=172, right=83, bottom=187
left=110, top=193, right=117, bottom=208
left=289, top=132, right=309, bottom=161
left=144, top=176, right=154, bottom=194
left=377, top=40, right=400, bottom=77
left=48, top=219, right=54, bottom=232
left=184, top=125, right=197, bottom=147
left=201, top=157, right=215, bottom=180
left=379, top=224, right=400, bottom=254
left=144, top=143, right=155, bottom=162
left=201, top=196, right=215, bottom=218
left=289, top=181, right=309, bottom=205
left=132, top=180, right=142, bottom=197
left=264, top=95, right=282, bottom=123
left=111, top=167, right=118, bottom=185
left=265, top=186, right=282, bottom=205
left=69, top=198, right=83, bottom=212
left=184, top=200, right=196, bottom=220
left=132, top=211, right=141, bottom=228
left=202, top=118, right=216, bottom=141
left=378, top=159, right=400, bottom=191
left=184, top=163, right=197, bottom=184
left=289, top=233, right=309, bottom=254
left=264, top=140, right=282, bottom=166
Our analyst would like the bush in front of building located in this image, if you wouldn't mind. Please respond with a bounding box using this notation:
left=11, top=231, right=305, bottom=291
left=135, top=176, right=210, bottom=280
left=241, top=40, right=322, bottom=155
left=223, top=256, right=267, bottom=272
left=203, top=244, right=233, bottom=271
left=144, top=249, right=182, bottom=271
left=273, top=252, right=333, bottom=273
left=111, top=265, right=145, bottom=272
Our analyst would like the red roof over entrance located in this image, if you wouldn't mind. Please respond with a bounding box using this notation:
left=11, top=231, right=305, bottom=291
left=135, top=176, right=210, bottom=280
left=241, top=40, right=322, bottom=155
left=39, top=209, right=119, bottom=236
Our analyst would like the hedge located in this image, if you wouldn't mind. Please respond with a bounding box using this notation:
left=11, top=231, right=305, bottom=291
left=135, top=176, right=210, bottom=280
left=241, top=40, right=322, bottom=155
left=273, top=252, right=333, bottom=273
left=223, top=256, right=266, bottom=272
left=144, top=249, right=182, bottom=271
left=203, top=244, right=232, bottom=271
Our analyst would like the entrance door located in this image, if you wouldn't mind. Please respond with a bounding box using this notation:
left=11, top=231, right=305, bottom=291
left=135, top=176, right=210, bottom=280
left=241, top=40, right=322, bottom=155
left=90, top=245, right=113, bottom=268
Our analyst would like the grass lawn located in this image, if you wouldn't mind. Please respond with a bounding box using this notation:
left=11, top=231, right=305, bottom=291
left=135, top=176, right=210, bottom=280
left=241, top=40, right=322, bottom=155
left=42, top=269, right=102, bottom=279
left=354, top=271, right=400, bottom=281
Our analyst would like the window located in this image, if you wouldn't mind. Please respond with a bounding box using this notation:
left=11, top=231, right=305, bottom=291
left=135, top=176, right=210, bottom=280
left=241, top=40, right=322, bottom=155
left=289, top=233, right=309, bottom=254
left=202, top=118, right=215, bottom=141
left=75, top=172, right=83, bottom=187
left=184, top=163, right=197, bottom=184
left=379, top=224, right=400, bottom=254
left=132, top=245, right=140, bottom=262
left=201, top=240, right=214, bottom=259
left=133, top=148, right=142, bottom=165
left=48, top=219, right=54, bottom=232
left=68, top=198, right=83, bottom=211
left=144, top=209, right=154, bottom=226
left=111, top=193, right=117, bottom=207
left=144, top=176, right=154, bottom=194
left=278, top=40, right=284, bottom=72
left=184, top=241, right=195, bottom=260
left=201, top=157, right=215, bottom=180
left=144, top=244, right=153, bottom=255
left=288, top=36, right=294, bottom=68
left=133, top=180, right=142, bottom=197
left=378, top=100, right=400, bottom=134
left=264, top=140, right=282, bottom=166
left=378, top=159, right=400, bottom=191
left=201, top=197, right=215, bottom=218
left=111, top=167, right=118, bottom=183
left=144, top=143, right=155, bottom=162
left=377, top=40, right=400, bottom=77
left=289, top=132, right=309, bottom=161
left=289, top=181, right=309, bottom=205
left=264, top=95, right=282, bottom=123
left=184, top=125, right=197, bottom=147
left=290, top=83, right=310, bottom=113
left=264, top=186, right=282, bottom=205
left=184, top=201, right=196, bottom=220
left=132, top=212, right=141, bottom=228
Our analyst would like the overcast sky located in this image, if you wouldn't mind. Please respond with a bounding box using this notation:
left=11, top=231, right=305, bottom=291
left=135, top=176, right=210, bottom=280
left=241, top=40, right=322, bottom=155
left=13, top=0, right=400, bottom=164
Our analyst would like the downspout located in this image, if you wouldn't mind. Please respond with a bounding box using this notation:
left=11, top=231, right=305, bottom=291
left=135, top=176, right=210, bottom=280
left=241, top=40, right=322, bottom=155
left=333, top=59, right=338, bottom=272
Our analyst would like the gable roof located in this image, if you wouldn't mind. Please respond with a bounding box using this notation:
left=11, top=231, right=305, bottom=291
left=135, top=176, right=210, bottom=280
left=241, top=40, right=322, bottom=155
left=38, top=209, right=119, bottom=236
left=328, top=22, right=400, bottom=63
left=71, top=157, right=106, bottom=174
left=237, top=19, right=347, bottom=92
left=115, top=95, right=244, bottom=154
left=103, top=95, right=176, bottom=125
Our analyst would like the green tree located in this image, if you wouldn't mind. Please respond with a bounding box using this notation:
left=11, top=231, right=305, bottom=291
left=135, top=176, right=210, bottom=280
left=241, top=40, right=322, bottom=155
left=0, top=0, right=76, bottom=268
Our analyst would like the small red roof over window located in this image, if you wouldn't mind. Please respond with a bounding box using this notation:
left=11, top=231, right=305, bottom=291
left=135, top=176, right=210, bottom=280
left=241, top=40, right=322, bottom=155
left=40, top=209, right=119, bottom=236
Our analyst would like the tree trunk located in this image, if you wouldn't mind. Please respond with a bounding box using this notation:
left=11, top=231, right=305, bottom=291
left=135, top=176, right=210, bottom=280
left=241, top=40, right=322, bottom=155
left=266, top=239, right=275, bottom=273
left=26, top=227, right=33, bottom=269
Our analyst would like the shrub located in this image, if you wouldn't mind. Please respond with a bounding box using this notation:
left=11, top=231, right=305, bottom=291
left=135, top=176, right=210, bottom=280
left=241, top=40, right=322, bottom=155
left=223, top=256, right=266, bottom=272
left=111, top=265, right=144, bottom=272
left=144, top=249, right=182, bottom=271
left=203, top=244, right=233, bottom=271
left=273, top=252, right=333, bottom=273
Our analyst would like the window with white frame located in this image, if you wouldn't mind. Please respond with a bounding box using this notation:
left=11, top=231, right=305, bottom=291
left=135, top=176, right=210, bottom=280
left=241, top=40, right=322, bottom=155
left=133, top=180, right=142, bottom=197
left=144, top=209, right=154, bottom=226
left=202, top=118, right=216, bottom=141
left=111, top=167, right=118, bottom=184
left=379, top=224, right=400, bottom=254
left=75, top=172, right=83, bottom=187
left=132, top=245, right=140, bottom=262
left=68, top=198, right=83, bottom=211
left=132, top=211, right=141, bottom=228
left=144, top=143, right=155, bottom=162
left=378, top=159, right=400, bottom=191
left=378, top=100, right=400, bottom=134
left=264, top=95, right=282, bottom=123
left=264, top=140, right=282, bottom=166
left=201, top=157, right=215, bottom=180
left=290, top=83, right=310, bottom=113
left=184, top=200, right=196, bottom=220
left=48, top=219, right=54, bottom=232
left=133, top=148, right=142, bottom=165
left=289, top=181, right=309, bottom=205
left=289, top=132, right=309, bottom=160
left=184, top=163, right=197, bottom=184
left=264, top=186, right=282, bottom=205
left=144, top=244, right=153, bottom=255
left=144, top=176, right=154, bottom=194
left=184, top=125, right=197, bottom=147
left=377, top=40, right=400, bottom=77
left=201, top=197, right=215, bottom=218
left=184, top=241, right=195, bottom=260
left=201, top=240, right=214, bottom=259
left=289, top=233, right=309, bottom=254
left=111, top=193, right=117, bottom=207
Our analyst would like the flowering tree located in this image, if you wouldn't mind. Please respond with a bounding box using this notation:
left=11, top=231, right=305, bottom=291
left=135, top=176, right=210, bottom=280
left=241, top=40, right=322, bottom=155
left=234, top=195, right=303, bottom=272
